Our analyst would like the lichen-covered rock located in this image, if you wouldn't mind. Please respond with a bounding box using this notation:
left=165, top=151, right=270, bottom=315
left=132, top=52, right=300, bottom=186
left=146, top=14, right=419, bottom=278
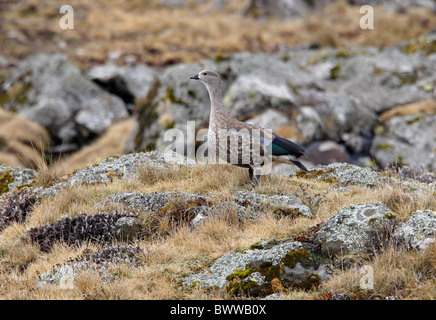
left=184, top=241, right=333, bottom=297
left=97, top=191, right=202, bottom=214
left=0, top=165, right=37, bottom=194
left=224, top=74, right=296, bottom=119
left=394, top=210, right=436, bottom=250
left=1, top=53, right=128, bottom=151
left=243, top=0, right=324, bottom=18
left=314, top=202, right=395, bottom=255
left=246, top=109, right=290, bottom=132
left=233, top=191, right=312, bottom=217
left=184, top=241, right=302, bottom=289
left=292, top=162, right=383, bottom=187
left=45, top=151, right=196, bottom=195
left=99, top=190, right=312, bottom=232
left=88, top=62, right=157, bottom=102
left=371, top=114, right=436, bottom=172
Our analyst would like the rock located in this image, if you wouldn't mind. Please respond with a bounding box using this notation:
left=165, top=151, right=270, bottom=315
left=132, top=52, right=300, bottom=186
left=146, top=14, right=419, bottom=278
left=232, top=191, right=313, bottom=217
left=184, top=241, right=333, bottom=297
left=378, top=99, right=436, bottom=124
left=0, top=165, right=37, bottom=194
left=46, top=151, right=196, bottom=194
left=97, top=191, right=200, bottom=214
left=88, top=62, right=157, bottom=105
left=341, top=46, right=436, bottom=113
left=394, top=210, right=436, bottom=250
left=314, top=202, right=395, bottom=255
left=295, top=106, right=324, bottom=143
left=0, top=53, right=128, bottom=151
left=246, top=109, right=290, bottom=132
left=224, top=74, right=296, bottom=119
left=243, top=0, right=436, bottom=19
left=351, top=0, right=436, bottom=12
left=184, top=241, right=302, bottom=289
left=243, top=0, right=324, bottom=19
left=291, top=162, right=383, bottom=187
left=97, top=190, right=312, bottom=235
left=371, top=114, right=436, bottom=172
left=305, top=141, right=350, bottom=165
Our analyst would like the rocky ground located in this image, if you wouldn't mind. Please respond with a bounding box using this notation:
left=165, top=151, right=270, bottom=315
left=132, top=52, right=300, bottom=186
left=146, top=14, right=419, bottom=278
left=0, top=151, right=435, bottom=299
left=0, top=0, right=435, bottom=300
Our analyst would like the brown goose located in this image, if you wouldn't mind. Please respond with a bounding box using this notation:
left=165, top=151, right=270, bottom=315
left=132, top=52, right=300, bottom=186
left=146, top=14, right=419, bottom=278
left=190, top=69, right=308, bottom=187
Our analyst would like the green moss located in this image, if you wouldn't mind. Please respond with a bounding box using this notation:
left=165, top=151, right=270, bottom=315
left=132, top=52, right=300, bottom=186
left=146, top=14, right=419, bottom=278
left=226, top=268, right=254, bottom=281
left=0, top=170, right=14, bottom=195
left=423, top=83, right=434, bottom=91
left=16, top=182, right=36, bottom=190
left=372, top=68, right=384, bottom=75
left=396, top=72, right=418, bottom=86
left=406, top=113, right=426, bottom=124
left=295, top=169, right=337, bottom=184
left=249, top=261, right=281, bottom=282
left=164, top=87, right=185, bottom=104
left=384, top=212, right=394, bottom=219
left=272, top=207, right=301, bottom=219
left=373, top=125, right=386, bottom=136
left=330, top=64, right=342, bottom=80
left=335, top=50, right=350, bottom=58
left=225, top=279, right=260, bottom=296
left=214, top=53, right=230, bottom=63
left=402, top=38, right=436, bottom=56
left=187, top=90, right=196, bottom=99
left=133, top=79, right=160, bottom=150
left=375, top=143, right=393, bottom=151
left=298, top=272, right=322, bottom=290
left=0, top=81, right=32, bottom=108
left=282, top=248, right=311, bottom=269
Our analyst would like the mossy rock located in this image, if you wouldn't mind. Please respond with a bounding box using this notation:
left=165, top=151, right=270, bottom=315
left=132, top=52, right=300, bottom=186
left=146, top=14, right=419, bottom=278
left=295, top=169, right=338, bottom=184
left=0, top=170, right=14, bottom=195
left=272, top=207, right=302, bottom=219
left=282, top=248, right=311, bottom=269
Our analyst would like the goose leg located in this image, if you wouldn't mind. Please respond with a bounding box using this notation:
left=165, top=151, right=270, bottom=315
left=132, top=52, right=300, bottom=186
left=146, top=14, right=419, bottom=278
left=249, top=168, right=260, bottom=190
left=248, top=167, right=254, bottom=183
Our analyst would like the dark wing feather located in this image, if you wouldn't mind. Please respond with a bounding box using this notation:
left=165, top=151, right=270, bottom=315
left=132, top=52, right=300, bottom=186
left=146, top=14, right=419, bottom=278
left=271, top=135, right=306, bottom=157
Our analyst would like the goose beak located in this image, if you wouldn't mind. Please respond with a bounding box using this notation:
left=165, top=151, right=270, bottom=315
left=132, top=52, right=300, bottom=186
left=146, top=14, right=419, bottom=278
left=190, top=74, right=199, bottom=80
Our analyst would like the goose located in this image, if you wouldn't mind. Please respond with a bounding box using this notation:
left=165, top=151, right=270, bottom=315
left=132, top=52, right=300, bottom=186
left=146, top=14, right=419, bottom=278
left=190, top=70, right=308, bottom=187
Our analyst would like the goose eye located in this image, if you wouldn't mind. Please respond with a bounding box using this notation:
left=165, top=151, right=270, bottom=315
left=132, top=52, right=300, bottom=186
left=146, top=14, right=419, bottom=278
left=203, top=72, right=207, bottom=76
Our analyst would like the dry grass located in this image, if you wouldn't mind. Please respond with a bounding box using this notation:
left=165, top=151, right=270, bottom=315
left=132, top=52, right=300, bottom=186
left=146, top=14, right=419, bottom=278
left=0, top=109, right=50, bottom=169
left=0, top=161, right=434, bottom=300
left=321, top=242, right=436, bottom=300
left=2, top=0, right=436, bottom=70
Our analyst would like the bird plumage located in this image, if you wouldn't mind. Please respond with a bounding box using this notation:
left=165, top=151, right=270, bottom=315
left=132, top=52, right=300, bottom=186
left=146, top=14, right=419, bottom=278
left=190, top=69, right=308, bottom=187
